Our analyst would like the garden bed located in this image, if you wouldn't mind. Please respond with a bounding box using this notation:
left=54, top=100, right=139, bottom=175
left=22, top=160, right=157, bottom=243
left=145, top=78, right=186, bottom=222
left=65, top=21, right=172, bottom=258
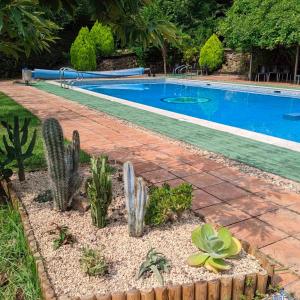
left=9, top=165, right=274, bottom=300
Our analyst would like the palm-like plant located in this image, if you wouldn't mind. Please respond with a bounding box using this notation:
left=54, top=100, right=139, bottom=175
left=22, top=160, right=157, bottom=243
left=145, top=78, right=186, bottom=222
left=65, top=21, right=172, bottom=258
left=0, top=0, right=59, bottom=59
left=113, top=1, right=180, bottom=74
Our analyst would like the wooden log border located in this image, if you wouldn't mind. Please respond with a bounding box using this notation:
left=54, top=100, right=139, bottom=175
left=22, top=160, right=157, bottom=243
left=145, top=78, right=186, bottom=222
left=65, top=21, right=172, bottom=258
left=3, top=180, right=275, bottom=300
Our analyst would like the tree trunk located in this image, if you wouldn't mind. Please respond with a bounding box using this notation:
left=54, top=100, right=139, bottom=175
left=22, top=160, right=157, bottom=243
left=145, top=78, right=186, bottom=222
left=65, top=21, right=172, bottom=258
left=248, top=51, right=253, bottom=81
left=162, top=42, right=167, bottom=75
left=294, top=45, right=299, bottom=83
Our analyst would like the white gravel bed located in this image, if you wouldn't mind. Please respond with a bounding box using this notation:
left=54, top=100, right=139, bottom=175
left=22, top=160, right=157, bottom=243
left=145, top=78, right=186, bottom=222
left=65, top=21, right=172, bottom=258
left=13, top=170, right=263, bottom=298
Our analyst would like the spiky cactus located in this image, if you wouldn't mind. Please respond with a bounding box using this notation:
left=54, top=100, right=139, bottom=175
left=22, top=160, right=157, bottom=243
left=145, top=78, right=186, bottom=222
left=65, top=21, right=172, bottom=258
left=42, top=118, right=81, bottom=211
left=1, top=117, right=37, bottom=181
left=87, top=155, right=113, bottom=228
left=123, top=161, right=148, bottom=237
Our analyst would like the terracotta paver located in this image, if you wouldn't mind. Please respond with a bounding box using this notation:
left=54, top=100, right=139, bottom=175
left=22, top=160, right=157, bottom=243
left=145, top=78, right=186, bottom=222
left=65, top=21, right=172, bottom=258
left=157, top=178, right=187, bottom=188
left=228, top=218, right=288, bottom=248
left=140, top=169, right=177, bottom=184
left=168, top=163, right=202, bottom=178
left=196, top=203, right=251, bottom=226
left=226, top=195, right=279, bottom=217
left=1, top=81, right=300, bottom=295
left=257, top=190, right=300, bottom=207
left=258, top=208, right=300, bottom=235
left=261, top=237, right=300, bottom=272
left=183, top=172, right=223, bottom=188
left=202, top=182, right=250, bottom=201
left=273, top=270, right=300, bottom=287
left=192, top=189, right=222, bottom=210
left=209, top=167, right=245, bottom=182
left=285, top=279, right=300, bottom=299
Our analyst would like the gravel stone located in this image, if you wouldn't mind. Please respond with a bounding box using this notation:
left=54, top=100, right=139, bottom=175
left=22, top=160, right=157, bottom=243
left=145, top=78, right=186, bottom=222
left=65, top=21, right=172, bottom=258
left=13, top=170, right=263, bottom=298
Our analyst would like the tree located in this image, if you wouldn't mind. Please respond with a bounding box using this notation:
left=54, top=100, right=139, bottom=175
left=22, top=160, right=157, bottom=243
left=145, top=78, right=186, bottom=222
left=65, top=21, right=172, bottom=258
left=220, top=0, right=300, bottom=81
left=199, top=34, right=224, bottom=72
left=90, top=21, right=114, bottom=56
left=0, top=0, right=59, bottom=59
left=113, top=1, right=180, bottom=74
left=70, top=27, right=96, bottom=70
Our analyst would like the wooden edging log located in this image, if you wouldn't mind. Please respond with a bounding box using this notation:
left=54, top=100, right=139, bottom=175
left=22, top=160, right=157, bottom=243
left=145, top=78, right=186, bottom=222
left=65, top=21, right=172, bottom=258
left=3, top=180, right=276, bottom=300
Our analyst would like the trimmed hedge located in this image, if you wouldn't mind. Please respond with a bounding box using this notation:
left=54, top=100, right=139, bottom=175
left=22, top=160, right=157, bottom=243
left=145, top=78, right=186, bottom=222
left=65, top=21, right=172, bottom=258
left=199, top=34, right=224, bottom=72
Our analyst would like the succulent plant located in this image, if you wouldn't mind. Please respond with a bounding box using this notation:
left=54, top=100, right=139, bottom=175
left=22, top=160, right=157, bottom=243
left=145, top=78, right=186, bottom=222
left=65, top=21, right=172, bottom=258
left=187, top=224, right=242, bottom=273
left=87, top=155, right=113, bottom=228
left=123, top=161, right=148, bottom=237
left=1, top=117, right=36, bottom=181
left=42, top=118, right=81, bottom=211
left=80, top=247, right=108, bottom=276
left=137, top=248, right=170, bottom=285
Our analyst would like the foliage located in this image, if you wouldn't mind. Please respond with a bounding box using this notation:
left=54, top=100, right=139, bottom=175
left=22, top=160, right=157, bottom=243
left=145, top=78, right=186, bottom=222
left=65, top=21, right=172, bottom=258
left=183, top=46, right=200, bottom=64
left=0, top=149, right=13, bottom=182
left=187, top=224, right=242, bottom=273
left=0, top=93, right=90, bottom=172
left=157, top=0, right=230, bottom=47
left=51, top=225, right=76, bottom=250
left=199, top=34, right=224, bottom=72
left=0, top=204, right=41, bottom=299
left=219, top=0, right=300, bottom=51
left=137, top=248, right=170, bottom=285
left=145, top=183, right=192, bottom=226
left=1, top=117, right=37, bottom=182
left=33, top=190, right=52, bottom=203
left=90, top=21, right=114, bottom=56
left=88, top=155, right=113, bottom=228
left=80, top=247, right=108, bottom=276
left=0, top=0, right=59, bottom=59
left=42, top=118, right=82, bottom=211
left=123, top=161, right=148, bottom=237
left=70, top=27, right=96, bottom=71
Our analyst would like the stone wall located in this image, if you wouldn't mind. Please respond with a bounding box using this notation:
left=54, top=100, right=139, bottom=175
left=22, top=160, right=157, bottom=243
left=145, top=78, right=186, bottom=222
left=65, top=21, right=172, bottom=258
left=98, top=54, right=138, bottom=71
left=220, top=49, right=250, bottom=75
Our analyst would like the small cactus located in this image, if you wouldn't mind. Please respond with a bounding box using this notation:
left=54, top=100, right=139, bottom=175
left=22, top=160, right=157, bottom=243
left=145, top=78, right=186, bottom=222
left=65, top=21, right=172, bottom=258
left=1, top=117, right=37, bottom=181
left=123, top=161, right=148, bottom=237
left=42, top=118, right=81, bottom=211
left=87, top=155, right=113, bottom=228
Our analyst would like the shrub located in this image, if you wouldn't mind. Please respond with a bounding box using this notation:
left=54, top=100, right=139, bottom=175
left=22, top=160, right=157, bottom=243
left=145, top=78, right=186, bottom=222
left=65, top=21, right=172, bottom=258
left=90, top=21, right=114, bottom=56
left=145, top=183, right=193, bottom=226
left=199, top=34, right=224, bottom=72
left=70, top=27, right=96, bottom=70
left=80, top=247, right=108, bottom=276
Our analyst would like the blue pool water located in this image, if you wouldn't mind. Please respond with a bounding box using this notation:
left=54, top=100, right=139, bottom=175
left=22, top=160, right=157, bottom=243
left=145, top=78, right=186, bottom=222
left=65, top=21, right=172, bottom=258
left=77, top=80, right=300, bottom=143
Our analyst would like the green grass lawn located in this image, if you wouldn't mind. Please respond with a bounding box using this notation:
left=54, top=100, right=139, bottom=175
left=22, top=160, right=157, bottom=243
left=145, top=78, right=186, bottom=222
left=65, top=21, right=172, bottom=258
left=0, top=92, right=90, bottom=172
left=0, top=204, right=42, bottom=300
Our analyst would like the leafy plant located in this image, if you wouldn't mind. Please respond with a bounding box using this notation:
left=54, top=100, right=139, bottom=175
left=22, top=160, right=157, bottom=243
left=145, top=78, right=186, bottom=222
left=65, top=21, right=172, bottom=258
left=70, top=27, right=96, bottom=71
left=187, top=224, right=242, bottom=273
left=145, top=183, right=192, bottom=226
left=1, top=117, right=37, bottom=181
left=137, top=248, right=170, bottom=285
left=87, top=155, right=113, bottom=228
left=90, top=21, right=114, bottom=56
left=199, top=34, right=224, bottom=72
left=80, top=247, right=108, bottom=277
left=123, top=161, right=148, bottom=237
left=33, top=190, right=52, bottom=203
left=0, top=147, right=13, bottom=182
left=51, top=225, right=76, bottom=250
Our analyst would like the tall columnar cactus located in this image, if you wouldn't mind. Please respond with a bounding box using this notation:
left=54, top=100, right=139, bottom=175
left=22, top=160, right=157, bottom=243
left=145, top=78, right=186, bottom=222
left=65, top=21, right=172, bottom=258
left=1, top=117, right=37, bottom=181
left=87, top=155, right=113, bottom=228
left=42, top=118, right=81, bottom=211
left=123, top=161, right=148, bottom=237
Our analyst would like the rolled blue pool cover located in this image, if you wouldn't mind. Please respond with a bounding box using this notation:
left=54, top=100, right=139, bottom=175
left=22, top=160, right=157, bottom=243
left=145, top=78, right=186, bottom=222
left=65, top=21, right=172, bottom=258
left=32, top=67, right=145, bottom=79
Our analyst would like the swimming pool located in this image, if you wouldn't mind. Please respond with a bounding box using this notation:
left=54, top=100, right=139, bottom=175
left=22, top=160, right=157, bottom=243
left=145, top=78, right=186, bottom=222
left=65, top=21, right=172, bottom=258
left=72, top=79, right=300, bottom=144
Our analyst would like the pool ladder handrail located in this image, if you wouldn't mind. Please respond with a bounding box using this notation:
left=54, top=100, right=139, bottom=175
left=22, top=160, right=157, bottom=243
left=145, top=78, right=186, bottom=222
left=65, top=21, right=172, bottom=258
left=59, top=67, right=83, bottom=89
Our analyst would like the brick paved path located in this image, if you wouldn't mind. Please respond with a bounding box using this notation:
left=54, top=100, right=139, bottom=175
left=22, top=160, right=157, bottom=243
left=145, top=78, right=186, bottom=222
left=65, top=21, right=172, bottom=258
left=0, top=81, right=299, bottom=297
